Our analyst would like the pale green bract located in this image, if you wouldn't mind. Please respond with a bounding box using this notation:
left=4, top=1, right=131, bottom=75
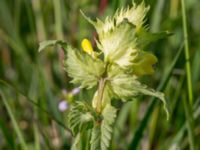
left=114, top=2, right=149, bottom=29
left=110, top=73, right=169, bottom=119
left=96, top=21, right=138, bottom=68
left=107, top=65, right=169, bottom=119
left=81, top=2, right=148, bottom=37
left=64, top=46, right=105, bottom=89
left=38, top=40, right=105, bottom=89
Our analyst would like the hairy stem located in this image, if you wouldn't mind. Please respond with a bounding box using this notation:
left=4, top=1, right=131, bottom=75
left=95, top=63, right=109, bottom=113
left=96, top=78, right=106, bottom=113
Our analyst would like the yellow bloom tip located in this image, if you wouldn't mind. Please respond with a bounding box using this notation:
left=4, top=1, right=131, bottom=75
left=81, top=38, right=94, bottom=55
left=133, top=52, right=158, bottom=76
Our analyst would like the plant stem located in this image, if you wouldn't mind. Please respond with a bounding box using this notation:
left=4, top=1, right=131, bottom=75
left=96, top=78, right=106, bottom=113
left=183, top=93, right=195, bottom=150
left=181, top=0, right=193, bottom=105
left=150, top=0, right=165, bottom=32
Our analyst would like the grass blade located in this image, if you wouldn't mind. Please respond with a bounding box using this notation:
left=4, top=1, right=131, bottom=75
left=0, top=79, right=70, bottom=132
left=53, top=0, right=64, bottom=39
left=0, top=91, right=28, bottom=150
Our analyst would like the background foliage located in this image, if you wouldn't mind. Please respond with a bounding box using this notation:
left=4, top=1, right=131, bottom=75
left=0, top=0, right=200, bottom=149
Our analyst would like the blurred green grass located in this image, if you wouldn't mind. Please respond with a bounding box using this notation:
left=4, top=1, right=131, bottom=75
left=0, top=0, right=200, bottom=149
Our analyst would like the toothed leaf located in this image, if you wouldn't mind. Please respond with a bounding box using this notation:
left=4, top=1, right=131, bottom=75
left=64, top=46, right=105, bottom=88
left=108, top=65, right=169, bottom=119
left=90, top=104, right=117, bottom=150
left=68, top=102, right=94, bottom=135
left=136, top=28, right=172, bottom=49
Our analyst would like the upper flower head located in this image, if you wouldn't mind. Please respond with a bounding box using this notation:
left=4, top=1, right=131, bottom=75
left=81, top=2, right=159, bottom=76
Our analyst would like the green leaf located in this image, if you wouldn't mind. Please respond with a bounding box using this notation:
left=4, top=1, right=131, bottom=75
left=68, top=102, right=94, bottom=135
left=136, top=84, right=169, bottom=120
left=90, top=104, right=117, bottom=150
left=38, top=40, right=67, bottom=52
left=108, top=65, right=169, bottom=119
left=136, top=28, right=172, bottom=49
left=64, top=46, right=105, bottom=88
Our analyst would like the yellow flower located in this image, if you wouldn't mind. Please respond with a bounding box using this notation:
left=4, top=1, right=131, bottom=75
left=132, top=51, right=158, bottom=76
left=81, top=39, right=93, bottom=54
left=81, top=38, right=96, bottom=58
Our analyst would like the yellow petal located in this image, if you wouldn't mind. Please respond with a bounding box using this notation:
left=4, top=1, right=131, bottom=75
left=132, top=52, right=158, bottom=76
left=81, top=38, right=94, bottom=55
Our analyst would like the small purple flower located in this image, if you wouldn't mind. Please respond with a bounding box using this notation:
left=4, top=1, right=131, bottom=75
left=71, top=87, right=80, bottom=95
left=58, top=100, right=68, bottom=112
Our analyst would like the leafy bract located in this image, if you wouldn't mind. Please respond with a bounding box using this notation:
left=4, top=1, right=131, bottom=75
left=108, top=65, right=169, bottom=119
left=96, top=20, right=138, bottom=68
left=81, top=2, right=149, bottom=37
left=68, top=102, right=94, bottom=135
left=90, top=104, right=117, bottom=150
left=64, top=46, right=105, bottom=88
left=114, top=1, right=149, bottom=29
